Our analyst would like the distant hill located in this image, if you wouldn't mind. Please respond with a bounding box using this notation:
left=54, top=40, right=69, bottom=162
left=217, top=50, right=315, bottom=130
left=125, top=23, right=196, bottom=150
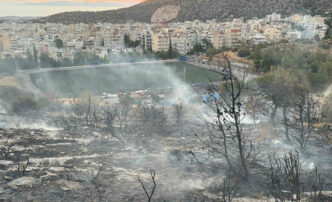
left=34, top=0, right=332, bottom=24
left=0, top=16, right=39, bottom=23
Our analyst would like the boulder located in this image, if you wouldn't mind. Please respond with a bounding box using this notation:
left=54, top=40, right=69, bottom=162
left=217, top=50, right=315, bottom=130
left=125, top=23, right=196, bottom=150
left=56, top=179, right=84, bottom=191
left=40, top=173, right=58, bottom=183
left=0, top=160, right=14, bottom=170
left=8, top=177, right=37, bottom=190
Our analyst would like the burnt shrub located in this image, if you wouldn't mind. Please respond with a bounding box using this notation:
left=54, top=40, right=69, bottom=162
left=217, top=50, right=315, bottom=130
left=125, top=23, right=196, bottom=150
left=12, top=96, right=40, bottom=115
left=137, top=106, right=167, bottom=134
left=0, top=86, right=49, bottom=115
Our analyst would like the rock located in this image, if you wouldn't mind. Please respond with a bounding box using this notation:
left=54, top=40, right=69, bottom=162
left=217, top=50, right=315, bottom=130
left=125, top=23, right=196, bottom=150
left=0, top=160, right=13, bottom=170
left=82, top=148, right=89, bottom=153
left=37, top=171, right=48, bottom=176
left=63, top=158, right=82, bottom=168
left=63, top=159, right=74, bottom=168
left=56, top=179, right=84, bottom=191
left=4, top=176, right=13, bottom=181
left=8, top=177, right=37, bottom=190
left=151, top=5, right=180, bottom=23
left=40, top=173, right=58, bottom=183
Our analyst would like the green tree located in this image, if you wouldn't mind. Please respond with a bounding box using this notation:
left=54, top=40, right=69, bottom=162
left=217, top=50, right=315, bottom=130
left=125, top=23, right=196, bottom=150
left=73, top=52, right=87, bottom=65
left=188, top=43, right=204, bottom=55
left=251, top=48, right=262, bottom=72
left=237, top=47, right=250, bottom=57
left=168, top=37, right=173, bottom=58
left=201, top=38, right=212, bottom=50
left=60, top=57, right=73, bottom=67
left=33, top=45, right=38, bottom=67
left=257, top=66, right=311, bottom=143
left=124, top=35, right=140, bottom=48
left=55, top=38, right=64, bottom=49
left=261, top=48, right=280, bottom=72
left=40, top=53, right=58, bottom=68
left=24, top=49, right=34, bottom=69
left=324, top=16, right=332, bottom=39
left=206, top=47, right=219, bottom=59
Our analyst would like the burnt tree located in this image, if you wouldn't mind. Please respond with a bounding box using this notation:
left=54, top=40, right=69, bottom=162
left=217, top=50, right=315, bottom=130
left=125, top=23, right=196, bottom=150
left=290, top=91, right=320, bottom=152
left=267, top=151, right=301, bottom=201
left=102, top=105, right=119, bottom=136
left=138, top=169, right=157, bottom=202
left=197, top=55, right=253, bottom=182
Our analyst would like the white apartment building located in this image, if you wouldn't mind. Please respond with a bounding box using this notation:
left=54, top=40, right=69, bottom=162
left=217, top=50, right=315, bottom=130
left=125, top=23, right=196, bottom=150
left=250, top=34, right=267, bottom=45
left=171, top=31, right=189, bottom=55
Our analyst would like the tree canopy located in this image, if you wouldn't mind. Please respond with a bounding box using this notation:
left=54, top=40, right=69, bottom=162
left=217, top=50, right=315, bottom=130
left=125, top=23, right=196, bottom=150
left=55, top=38, right=64, bottom=49
left=252, top=45, right=332, bottom=91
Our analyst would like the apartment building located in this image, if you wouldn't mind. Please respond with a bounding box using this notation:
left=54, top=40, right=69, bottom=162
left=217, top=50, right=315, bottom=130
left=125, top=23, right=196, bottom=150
left=111, top=29, right=124, bottom=50
left=0, top=13, right=328, bottom=60
left=212, top=31, right=224, bottom=50
left=250, top=34, right=267, bottom=45
left=152, top=32, right=170, bottom=52
left=0, top=34, right=11, bottom=51
left=265, top=13, right=282, bottom=22
left=171, top=31, right=189, bottom=55
left=264, top=24, right=283, bottom=43
left=141, top=30, right=152, bottom=50
left=223, top=29, right=242, bottom=48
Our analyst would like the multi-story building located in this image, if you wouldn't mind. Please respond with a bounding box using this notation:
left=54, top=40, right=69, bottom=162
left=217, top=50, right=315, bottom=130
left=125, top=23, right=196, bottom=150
left=171, top=31, right=189, bottom=55
left=231, top=18, right=244, bottom=29
left=0, top=13, right=328, bottom=60
left=141, top=30, right=152, bottom=50
left=110, top=29, right=124, bottom=50
left=152, top=31, right=170, bottom=52
left=250, top=34, right=267, bottom=45
left=0, top=34, right=11, bottom=51
left=290, top=14, right=304, bottom=23
left=265, top=13, right=282, bottom=22
left=212, top=31, right=223, bottom=50
left=264, top=24, right=283, bottom=43
left=223, top=29, right=242, bottom=48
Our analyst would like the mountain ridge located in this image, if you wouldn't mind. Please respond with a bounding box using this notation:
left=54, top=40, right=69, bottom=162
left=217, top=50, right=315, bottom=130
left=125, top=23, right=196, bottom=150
left=34, top=0, right=332, bottom=24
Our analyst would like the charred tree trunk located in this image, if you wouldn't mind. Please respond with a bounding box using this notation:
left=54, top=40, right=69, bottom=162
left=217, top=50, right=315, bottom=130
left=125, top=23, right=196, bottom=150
left=282, top=106, right=291, bottom=142
left=271, top=103, right=278, bottom=126
left=227, top=61, right=249, bottom=182
left=85, top=96, right=91, bottom=126
left=199, top=56, right=252, bottom=182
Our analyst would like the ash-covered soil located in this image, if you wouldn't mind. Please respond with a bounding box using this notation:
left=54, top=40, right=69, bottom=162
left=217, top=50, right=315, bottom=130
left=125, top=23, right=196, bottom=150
left=0, top=113, right=331, bottom=201
left=0, top=122, right=227, bottom=201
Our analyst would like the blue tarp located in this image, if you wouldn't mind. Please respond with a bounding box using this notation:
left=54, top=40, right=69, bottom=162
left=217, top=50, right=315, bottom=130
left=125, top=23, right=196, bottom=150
left=202, top=92, right=220, bottom=102
left=162, top=101, right=174, bottom=106
left=179, top=56, right=187, bottom=61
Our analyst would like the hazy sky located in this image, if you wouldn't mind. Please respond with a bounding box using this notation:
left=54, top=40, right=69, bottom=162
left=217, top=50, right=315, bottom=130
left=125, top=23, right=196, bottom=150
left=0, top=0, right=145, bottom=17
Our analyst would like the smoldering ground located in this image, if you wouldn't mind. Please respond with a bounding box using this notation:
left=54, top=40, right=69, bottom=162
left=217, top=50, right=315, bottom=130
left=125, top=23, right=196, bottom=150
left=0, top=54, right=227, bottom=201
left=0, top=53, right=331, bottom=201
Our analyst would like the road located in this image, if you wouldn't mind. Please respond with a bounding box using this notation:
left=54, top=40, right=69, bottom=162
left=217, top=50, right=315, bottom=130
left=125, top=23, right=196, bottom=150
left=17, top=59, right=178, bottom=74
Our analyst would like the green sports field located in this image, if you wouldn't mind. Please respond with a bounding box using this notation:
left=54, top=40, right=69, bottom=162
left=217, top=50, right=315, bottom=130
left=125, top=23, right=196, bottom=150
left=30, top=62, right=221, bottom=97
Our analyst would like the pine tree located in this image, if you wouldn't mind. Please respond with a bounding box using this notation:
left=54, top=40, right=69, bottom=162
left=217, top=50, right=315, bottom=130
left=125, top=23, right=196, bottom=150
left=33, top=44, right=38, bottom=67
left=168, top=36, right=173, bottom=59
